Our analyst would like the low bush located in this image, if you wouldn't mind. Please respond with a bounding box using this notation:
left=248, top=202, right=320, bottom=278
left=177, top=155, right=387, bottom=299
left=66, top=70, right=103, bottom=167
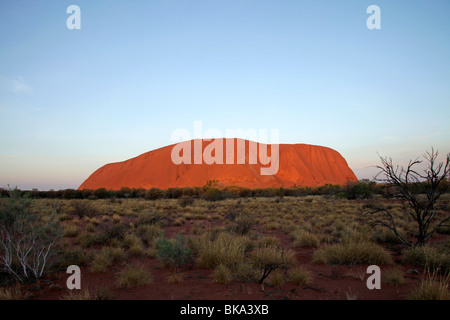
left=204, top=188, right=224, bottom=201
left=178, top=195, right=195, bottom=208
left=71, top=200, right=98, bottom=218
left=403, top=246, right=450, bottom=274
left=409, top=272, right=450, bottom=300
left=287, top=267, right=312, bottom=286
left=213, top=264, right=233, bottom=284
left=155, top=233, right=192, bottom=268
left=116, top=264, right=152, bottom=288
left=312, top=240, right=393, bottom=265
left=293, top=231, right=320, bottom=248
left=250, top=245, right=295, bottom=284
left=195, top=232, right=250, bottom=270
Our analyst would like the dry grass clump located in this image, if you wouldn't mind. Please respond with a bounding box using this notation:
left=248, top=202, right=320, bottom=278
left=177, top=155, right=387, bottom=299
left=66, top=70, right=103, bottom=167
left=0, top=284, right=31, bottom=300
left=61, top=287, right=115, bottom=300
left=312, top=238, right=393, bottom=266
left=287, top=267, right=313, bottom=286
left=292, top=231, right=320, bottom=248
left=403, top=245, right=450, bottom=274
left=267, top=270, right=286, bottom=288
left=123, top=233, right=145, bottom=256
left=194, top=231, right=251, bottom=270
left=382, top=268, right=405, bottom=285
left=250, top=245, right=295, bottom=284
left=63, top=223, right=80, bottom=237
left=409, top=272, right=450, bottom=300
left=136, top=224, right=162, bottom=246
left=167, top=273, right=184, bottom=283
left=90, top=246, right=125, bottom=273
left=213, top=264, right=233, bottom=284
left=116, top=264, right=152, bottom=288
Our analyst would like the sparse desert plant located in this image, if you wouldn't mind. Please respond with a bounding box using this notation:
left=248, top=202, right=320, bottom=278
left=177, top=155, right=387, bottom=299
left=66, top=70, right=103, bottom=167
left=136, top=211, right=166, bottom=226
left=369, top=148, right=450, bottom=247
left=137, top=224, right=162, bottom=246
left=63, top=223, right=80, bottom=238
left=256, top=236, right=280, bottom=248
left=409, top=271, right=450, bottom=300
left=71, top=200, right=98, bottom=218
left=100, top=224, right=129, bottom=244
left=267, top=270, right=286, bottom=288
left=91, top=247, right=124, bottom=273
left=178, top=195, right=195, bottom=208
left=312, top=239, right=393, bottom=266
left=173, top=217, right=186, bottom=226
left=167, top=272, right=184, bottom=283
left=204, top=188, right=224, bottom=201
left=116, top=264, right=152, bottom=288
left=234, top=262, right=260, bottom=283
left=250, top=245, right=295, bottom=284
left=228, top=214, right=255, bottom=236
left=59, top=248, right=91, bottom=269
left=287, top=267, right=312, bottom=286
left=373, top=227, right=404, bottom=244
left=155, top=233, right=192, bottom=268
left=403, top=245, right=450, bottom=274
left=213, top=264, right=233, bottom=284
left=293, top=231, right=320, bottom=248
left=61, top=287, right=114, bottom=300
left=0, top=188, right=62, bottom=282
left=195, top=232, right=249, bottom=270
left=382, top=268, right=405, bottom=285
left=0, top=284, right=31, bottom=300
left=123, top=234, right=142, bottom=248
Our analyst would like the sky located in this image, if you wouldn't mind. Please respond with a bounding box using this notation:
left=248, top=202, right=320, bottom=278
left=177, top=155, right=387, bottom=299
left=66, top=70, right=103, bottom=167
left=0, top=0, right=449, bottom=190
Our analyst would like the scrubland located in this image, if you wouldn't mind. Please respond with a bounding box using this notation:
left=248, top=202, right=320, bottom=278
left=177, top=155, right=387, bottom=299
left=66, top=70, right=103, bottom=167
left=1, top=193, right=449, bottom=300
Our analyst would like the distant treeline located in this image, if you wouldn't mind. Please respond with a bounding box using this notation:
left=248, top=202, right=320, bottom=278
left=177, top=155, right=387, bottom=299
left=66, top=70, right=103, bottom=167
left=3, top=179, right=441, bottom=201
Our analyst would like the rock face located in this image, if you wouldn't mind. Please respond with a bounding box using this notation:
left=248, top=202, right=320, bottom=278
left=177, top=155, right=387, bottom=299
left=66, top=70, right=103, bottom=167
left=78, top=139, right=357, bottom=190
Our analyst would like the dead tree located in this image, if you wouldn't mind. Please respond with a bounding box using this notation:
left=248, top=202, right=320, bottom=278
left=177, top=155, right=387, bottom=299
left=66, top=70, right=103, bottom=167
left=369, top=148, right=450, bottom=247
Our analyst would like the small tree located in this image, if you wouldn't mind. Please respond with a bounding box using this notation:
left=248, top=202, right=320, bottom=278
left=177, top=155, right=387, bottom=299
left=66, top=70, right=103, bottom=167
left=369, top=148, right=449, bottom=247
left=0, top=188, right=62, bottom=282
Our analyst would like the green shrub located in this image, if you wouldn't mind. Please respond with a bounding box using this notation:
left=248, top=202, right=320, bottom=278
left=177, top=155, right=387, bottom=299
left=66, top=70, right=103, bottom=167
left=155, top=233, right=192, bottom=268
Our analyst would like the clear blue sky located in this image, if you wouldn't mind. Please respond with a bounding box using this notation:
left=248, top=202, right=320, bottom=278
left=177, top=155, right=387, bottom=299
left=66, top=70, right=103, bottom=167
left=1, top=0, right=449, bottom=190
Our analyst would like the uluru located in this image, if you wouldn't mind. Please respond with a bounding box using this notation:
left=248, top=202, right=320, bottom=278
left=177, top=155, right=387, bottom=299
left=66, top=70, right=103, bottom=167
left=78, top=138, right=358, bottom=190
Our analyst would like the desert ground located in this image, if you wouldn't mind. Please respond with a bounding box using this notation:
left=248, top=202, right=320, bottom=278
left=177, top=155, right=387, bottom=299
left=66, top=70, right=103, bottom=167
left=1, top=192, right=449, bottom=301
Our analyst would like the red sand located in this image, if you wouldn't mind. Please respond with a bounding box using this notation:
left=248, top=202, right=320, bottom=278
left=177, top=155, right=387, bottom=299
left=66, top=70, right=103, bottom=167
left=78, top=139, right=357, bottom=190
